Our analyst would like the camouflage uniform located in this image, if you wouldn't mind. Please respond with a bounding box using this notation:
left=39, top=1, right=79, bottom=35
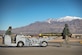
left=62, top=24, right=71, bottom=47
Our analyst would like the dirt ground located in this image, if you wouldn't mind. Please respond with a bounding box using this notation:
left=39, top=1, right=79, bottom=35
left=0, top=46, right=82, bottom=55
left=0, top=37, right=82, bottom=55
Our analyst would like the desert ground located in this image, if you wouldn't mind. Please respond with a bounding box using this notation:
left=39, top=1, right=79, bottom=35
left=0, top=37, right=82, bottom=55
left=0, top=44, right=82, bottom=55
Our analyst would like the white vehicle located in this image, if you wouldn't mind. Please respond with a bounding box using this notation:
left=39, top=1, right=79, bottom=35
left=3, top=35, right=49, bottom=47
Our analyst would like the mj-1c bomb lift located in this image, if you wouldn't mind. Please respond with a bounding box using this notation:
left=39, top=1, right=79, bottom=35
left=3, top=34, right=51, bottom=47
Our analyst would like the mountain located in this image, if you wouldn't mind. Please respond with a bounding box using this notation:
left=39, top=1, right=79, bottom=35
left=45, top=16, right=82, bottom=23
left=0, top=16, right=82, bottom=35
left=0, top=30, right=5, bottom=35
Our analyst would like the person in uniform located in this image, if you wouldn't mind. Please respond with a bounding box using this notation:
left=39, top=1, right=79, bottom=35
left=62, top=24, right=71, bottom=47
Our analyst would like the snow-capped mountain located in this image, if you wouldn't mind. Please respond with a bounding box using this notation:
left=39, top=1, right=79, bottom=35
left=45, top=16, right=82, bottom=23
left=45, top=18, right=56, bottom=23
left=57, top=16, right=82, bottom=22
left=0, top=16, right=82, bottom=35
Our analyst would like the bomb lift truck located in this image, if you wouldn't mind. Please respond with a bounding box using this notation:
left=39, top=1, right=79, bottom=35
left=3, top=34, right=49, bottom=47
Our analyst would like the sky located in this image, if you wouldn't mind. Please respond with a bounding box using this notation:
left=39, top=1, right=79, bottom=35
left=0, top=0, right=82, bottom=30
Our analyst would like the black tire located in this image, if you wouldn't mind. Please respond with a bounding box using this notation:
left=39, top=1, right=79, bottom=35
left=41, top=41, right=48, bottom=47
left=17, top=41, right=24, bottom=47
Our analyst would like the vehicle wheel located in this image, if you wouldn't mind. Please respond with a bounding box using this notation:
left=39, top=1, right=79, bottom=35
left=17, top=41, right=24, bottom=47
left=41, top=41, right=48, bottom=47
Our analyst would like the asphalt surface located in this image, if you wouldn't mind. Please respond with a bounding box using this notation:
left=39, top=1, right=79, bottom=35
left=0, top=43, right=82, bottom=55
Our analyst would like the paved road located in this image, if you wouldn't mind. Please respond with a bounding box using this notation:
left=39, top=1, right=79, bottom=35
left=0, top=45, right=82, bottom=55
left=0, top=40, right=82, bottom=55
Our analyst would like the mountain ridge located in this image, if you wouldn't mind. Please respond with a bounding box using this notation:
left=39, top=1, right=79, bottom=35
left=0, top=16, right=82, bottom=35
left=45, top=16, right=82, bottom=23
